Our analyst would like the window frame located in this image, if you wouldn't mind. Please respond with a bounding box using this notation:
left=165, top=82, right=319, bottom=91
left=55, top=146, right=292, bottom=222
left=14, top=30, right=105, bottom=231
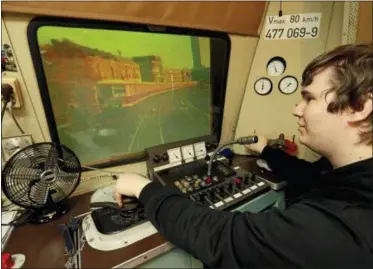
left=27, top=16, right=231, bottom=169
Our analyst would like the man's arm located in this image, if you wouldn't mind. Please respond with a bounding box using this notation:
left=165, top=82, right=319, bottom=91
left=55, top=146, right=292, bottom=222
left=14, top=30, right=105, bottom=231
left=139, top=182, right=357, bottom=268
left=261, top=145, right=332, bottom=183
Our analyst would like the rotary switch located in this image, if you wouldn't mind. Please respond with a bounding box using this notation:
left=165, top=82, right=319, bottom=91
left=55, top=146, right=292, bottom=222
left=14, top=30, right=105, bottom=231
left=161, top=152, right=169, bottom=161
left=153, top=155, right=161, bottom=163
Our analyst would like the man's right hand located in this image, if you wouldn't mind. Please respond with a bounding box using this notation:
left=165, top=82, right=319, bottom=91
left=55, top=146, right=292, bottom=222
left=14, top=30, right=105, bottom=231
left=244, top=135, right=268, bottom=155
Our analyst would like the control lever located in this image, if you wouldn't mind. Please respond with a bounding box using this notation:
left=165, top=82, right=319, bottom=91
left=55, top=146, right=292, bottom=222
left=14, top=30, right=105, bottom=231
left=201, top=192, right=214, bottom=205
left=228, top=182, right=236, bottom=192
left=90, top=196, right=140, bottom=212
left=204, top=197, right=214, bottom=205
left=251, top=173, right=257, bottom=183
left=90, top=202, right=130, bottom=211
left=222, top=185, right=232, bottom=196
left=268, top=133, right=285, bottom=149
left=214, top=192, right=224, bottom=201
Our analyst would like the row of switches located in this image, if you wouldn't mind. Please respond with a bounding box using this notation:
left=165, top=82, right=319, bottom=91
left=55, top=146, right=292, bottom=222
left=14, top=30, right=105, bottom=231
left=192, top=174, right=261, bottom=206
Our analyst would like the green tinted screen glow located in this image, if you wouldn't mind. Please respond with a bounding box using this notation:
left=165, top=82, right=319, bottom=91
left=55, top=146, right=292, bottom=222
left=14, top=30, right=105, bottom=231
left=37, top=26, right=212, bottom=165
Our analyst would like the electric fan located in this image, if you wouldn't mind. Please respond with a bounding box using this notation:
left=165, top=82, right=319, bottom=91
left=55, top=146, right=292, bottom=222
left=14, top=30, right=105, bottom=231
left=1, top=142, right=81, bottom=225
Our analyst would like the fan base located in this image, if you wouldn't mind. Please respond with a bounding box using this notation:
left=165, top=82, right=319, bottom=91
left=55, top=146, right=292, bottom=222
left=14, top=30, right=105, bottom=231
left=28, top=203, right=70, bottom=224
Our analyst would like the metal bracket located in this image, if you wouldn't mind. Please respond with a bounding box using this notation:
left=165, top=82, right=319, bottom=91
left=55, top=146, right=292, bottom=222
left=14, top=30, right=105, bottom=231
left=113, top=242, right=174, bottom=268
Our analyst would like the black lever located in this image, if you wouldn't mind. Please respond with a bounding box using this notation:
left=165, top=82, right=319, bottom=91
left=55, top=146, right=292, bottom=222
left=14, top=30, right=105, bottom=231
left=90, top=200, right=140, bottom=212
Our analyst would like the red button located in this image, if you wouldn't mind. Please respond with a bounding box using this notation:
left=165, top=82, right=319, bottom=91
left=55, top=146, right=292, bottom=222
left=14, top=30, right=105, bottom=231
left=234, top=178, right=241, bottom=184
left=205, top=177, right=212, bottom=184
left=285, top=139, right=298, bottom=155
left=2, top=253, right=14, bottom=269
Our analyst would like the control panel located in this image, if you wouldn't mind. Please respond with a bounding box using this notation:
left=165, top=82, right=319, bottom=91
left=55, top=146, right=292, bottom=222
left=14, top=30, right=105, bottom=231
left=146, top=137, right=271, bottom=211
left=146, top=136, right=214, bottom=178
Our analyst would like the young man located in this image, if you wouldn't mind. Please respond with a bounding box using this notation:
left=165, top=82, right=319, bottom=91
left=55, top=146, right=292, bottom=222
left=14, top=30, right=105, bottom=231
left=115, top=44, right=373, bottom=268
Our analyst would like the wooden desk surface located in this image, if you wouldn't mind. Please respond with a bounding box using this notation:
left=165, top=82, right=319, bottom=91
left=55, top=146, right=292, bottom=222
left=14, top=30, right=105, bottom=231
left=3, top=189, right=167, bottom=268
left=3, top=157, right=280, bottom=268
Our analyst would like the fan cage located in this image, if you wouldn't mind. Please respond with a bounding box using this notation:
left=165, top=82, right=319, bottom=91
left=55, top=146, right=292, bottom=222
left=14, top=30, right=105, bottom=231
left=1, top=142, right=81, bottom=209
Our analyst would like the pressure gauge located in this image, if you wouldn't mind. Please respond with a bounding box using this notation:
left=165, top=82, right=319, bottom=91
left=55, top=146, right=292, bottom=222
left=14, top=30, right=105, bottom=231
left=267, top=57, right=286, bottom=76
left=167, top=147, right=182, bottom=163
left=279, top=76, right=298, bottom=95
left=193, top=142, right=207, bottom=157
left=181, top=145, right=195, bottom=160
left=254, top=77, right=273, bottom=96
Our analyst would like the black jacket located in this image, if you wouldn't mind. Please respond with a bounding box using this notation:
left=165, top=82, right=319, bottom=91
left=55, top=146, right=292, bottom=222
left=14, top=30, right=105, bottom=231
left=139, top=146, right=373, bottom=268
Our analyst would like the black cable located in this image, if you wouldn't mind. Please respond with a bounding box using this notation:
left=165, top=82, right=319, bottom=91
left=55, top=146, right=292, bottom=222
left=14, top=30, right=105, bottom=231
left=9, top=108, right=25, bottom=134
left=1, top=209, right=28, bottom=227
left=1, top=100, right=9, bottom=122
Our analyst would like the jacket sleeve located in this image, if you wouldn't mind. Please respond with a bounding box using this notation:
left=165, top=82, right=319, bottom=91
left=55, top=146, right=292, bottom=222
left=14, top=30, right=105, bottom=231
left=261, top=146, right=332, bottom=190
left=139, top=182, right=353, bottom=268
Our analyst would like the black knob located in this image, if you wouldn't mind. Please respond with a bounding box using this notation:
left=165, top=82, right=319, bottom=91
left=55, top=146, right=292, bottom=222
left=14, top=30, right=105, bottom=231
left=244, top=175, right=250, bottom=185
left=206, top=143, right=213, bottom=150
left=153, top=155, right=161, bottom=163
left=251, top=173, right=257, bottom=182
left=161, top=152, right=169, bottom=161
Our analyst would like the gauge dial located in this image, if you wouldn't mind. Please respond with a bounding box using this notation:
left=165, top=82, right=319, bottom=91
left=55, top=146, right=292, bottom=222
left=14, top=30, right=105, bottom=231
left=167, top=147, right=182, bottom=163
left=279, top=76, right=298, bottom=95
left=267, top=57, right=286, bottom=76
left=254, top=77, right=273, bottom=96
left=181, top=145, right=195, bottom=160
left=193, top=142, right=207, bottom=157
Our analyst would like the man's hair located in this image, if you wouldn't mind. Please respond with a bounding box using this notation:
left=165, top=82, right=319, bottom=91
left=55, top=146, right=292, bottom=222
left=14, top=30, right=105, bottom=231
left=302, top=43, right=373, bottom=145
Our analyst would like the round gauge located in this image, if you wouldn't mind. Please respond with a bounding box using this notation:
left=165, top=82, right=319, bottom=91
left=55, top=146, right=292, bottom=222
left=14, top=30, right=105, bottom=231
left=254, top=77, right=273, bottom=96
left=279, top=76, right=298, bottom=95
left=266, top=57, right=286, bottom=76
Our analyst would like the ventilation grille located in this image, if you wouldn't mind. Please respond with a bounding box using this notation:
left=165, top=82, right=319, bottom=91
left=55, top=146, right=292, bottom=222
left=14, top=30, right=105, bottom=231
left=343, top=1, right=359, bottom=44
left=347, top=2, right=359, bottom=43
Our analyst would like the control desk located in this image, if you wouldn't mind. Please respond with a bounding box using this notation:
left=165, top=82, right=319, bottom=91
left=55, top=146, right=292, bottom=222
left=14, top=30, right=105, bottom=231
left=146, top=137, right=272, bottom=212
left=3, top=138, right=286, bottom=269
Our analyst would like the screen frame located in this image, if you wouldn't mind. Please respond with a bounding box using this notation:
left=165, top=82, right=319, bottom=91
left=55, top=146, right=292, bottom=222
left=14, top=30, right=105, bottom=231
left=27, top=16, right=231, bottom=169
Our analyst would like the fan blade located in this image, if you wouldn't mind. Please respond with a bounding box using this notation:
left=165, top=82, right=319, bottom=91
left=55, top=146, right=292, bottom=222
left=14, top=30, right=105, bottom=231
left=3, top=168, right=41, bottom=194
left=44, top=144, right=59, bottom=170
left=13, top=151, right=41, bottom=169
left=58, top=155, right=81, bottom=174
left=8, top=188, right=29, bottom=204
left=56, top=171, right=77, bottom=184
left=28, top=181, right=49, bottom=206
left=4, top=167, right=42, bottom=178
left=51, top=182, right=67, bottom=199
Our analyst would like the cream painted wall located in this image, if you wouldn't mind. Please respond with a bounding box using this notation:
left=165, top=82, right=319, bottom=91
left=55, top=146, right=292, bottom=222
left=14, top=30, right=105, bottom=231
left=233, top=1, right=345, bottom=161
left=1, top=19, right=46, bottom=142
left=219, top=36, right=258, bottom=143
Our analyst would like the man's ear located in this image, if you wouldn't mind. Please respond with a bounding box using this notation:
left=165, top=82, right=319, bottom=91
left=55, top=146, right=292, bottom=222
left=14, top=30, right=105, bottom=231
left=347, top=93, right=373, bottom=124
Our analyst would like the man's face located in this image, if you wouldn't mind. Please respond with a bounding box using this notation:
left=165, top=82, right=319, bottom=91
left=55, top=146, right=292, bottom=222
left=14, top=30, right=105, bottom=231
left=293, top=67, right=347, bottom=155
